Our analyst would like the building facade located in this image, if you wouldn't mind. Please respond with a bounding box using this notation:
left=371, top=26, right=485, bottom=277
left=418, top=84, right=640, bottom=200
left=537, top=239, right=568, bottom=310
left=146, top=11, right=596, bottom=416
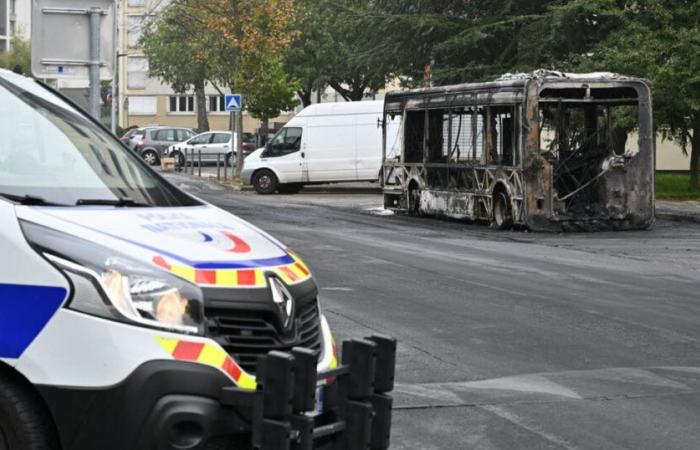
left=1, top=0, right=30, bottom=51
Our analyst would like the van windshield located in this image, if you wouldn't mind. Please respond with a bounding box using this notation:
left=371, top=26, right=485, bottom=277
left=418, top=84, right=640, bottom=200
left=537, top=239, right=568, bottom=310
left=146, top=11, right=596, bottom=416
left=0, top=71, right=198, bottom=207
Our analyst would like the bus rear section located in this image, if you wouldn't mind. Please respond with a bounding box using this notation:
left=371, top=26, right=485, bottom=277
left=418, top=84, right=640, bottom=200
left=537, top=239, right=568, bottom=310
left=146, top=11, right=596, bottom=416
left=381, top=71, right=655, bottom=231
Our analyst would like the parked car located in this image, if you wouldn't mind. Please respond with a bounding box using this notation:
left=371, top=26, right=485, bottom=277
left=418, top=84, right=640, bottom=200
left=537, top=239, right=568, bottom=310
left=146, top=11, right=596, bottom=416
left=166, top=131, right=257, bottom=166
left=241, top=101, right=401, bottom=194
left=119, top=126, right=140, bottom=147
left=131, top=126, right=196, bottom=165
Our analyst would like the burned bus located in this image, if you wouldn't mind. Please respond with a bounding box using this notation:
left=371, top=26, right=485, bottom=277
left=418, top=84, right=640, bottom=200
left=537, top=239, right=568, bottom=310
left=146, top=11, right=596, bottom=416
left=381, top=70, right=654, bottom=231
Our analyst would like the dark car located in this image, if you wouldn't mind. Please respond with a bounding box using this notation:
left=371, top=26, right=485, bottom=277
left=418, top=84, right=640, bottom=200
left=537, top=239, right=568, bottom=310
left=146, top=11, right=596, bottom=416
left=131, top=127, right=195, bottom=165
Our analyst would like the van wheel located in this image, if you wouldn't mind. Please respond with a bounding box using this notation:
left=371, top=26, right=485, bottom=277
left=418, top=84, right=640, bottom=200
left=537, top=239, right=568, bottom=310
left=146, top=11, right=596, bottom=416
left=253, top=170, right=278, bottom=195
left=0, top=371, right=59, bottom=450
left=142, top=150, right=160, bottom=166
left=493, top=191, right=513, bottom=230
left=278, top=183, right=303, bottom=194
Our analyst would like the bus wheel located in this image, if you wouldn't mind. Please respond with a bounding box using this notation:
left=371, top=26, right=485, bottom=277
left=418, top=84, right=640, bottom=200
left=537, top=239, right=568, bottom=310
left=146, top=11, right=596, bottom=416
left=408, top=184, right=421, bottom=216
left=493, top=191, right=513, bottom=230
left=253, top=170, right=278, bottom=195
left=0, top=371, right=59, bottom=450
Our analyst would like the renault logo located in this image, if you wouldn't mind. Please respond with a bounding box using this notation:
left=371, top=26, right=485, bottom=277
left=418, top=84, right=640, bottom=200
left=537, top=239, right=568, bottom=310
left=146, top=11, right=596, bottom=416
left=269, top=277, right=294, bottom=330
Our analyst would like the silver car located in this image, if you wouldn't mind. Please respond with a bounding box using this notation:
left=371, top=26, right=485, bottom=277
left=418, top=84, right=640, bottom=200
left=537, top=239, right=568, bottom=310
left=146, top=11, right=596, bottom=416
left=166, top=131, right=239, bottom=166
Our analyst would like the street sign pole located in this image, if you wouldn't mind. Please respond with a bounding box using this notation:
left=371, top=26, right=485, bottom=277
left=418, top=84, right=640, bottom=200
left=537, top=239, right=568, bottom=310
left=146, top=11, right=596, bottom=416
left=88, top=8, right=101, bottom=120
left=236, top=107, right=244, bottom=179
left=224, top=93, right=244, bottom=180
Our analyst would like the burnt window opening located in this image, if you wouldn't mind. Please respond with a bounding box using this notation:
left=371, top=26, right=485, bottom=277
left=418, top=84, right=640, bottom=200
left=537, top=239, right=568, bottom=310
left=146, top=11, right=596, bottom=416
left=539, top=102, right=640, bottom=211
left=404, top=110, right=425, bottom=163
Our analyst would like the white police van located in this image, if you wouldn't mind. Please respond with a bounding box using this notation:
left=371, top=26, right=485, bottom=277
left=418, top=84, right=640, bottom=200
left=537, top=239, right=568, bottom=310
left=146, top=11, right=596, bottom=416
left=0, top=69, right=395, bottom=450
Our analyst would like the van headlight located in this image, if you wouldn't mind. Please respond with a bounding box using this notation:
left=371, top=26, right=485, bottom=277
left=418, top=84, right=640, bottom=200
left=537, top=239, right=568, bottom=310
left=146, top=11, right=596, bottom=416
left=21, top=222, right=204, bottom=335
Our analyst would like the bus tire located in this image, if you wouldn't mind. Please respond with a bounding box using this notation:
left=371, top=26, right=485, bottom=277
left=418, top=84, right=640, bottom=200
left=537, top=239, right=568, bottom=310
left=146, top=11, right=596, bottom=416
left=408, top=183, right=421, bottom=216
left=493, top=191, right=513, bottom=230
left=252, top=169, right=278, bottom=195
left=0, top=371, right=59, bottom=450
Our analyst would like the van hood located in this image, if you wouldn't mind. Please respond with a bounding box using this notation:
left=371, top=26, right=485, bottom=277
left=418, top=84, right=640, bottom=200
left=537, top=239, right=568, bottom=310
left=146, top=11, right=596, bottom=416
left=16, top=204, right=311, bottom=288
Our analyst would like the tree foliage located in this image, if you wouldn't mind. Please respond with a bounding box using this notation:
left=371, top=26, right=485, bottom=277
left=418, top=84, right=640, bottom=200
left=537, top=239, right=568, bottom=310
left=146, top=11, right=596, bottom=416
left=141, top=3, right=217, bottom=131
left=0, top=37, right=31, bottom=76
left=142, top=0, right=299, bottom=125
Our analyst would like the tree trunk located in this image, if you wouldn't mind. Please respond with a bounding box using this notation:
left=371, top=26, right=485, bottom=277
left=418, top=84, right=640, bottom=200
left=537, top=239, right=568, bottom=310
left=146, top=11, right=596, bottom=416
left=194, top=82, right=210, bottom=133
left=690, top=115, right=700, bottom=192
left=297, top=88, right=312, bottom=107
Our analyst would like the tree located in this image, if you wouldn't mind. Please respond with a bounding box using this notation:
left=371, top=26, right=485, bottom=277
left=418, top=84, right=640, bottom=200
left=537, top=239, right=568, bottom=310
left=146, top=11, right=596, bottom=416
left=284, top=0, right=397, bottom=102
left=236, top=56, right=298, bottom=128
left=0, top=37, right=31, bottom=76
left=141, top=3, right=217, bottom=132
left=283, top=0, right=330, bottom=106
left=536, top=1, right=700, bottom=191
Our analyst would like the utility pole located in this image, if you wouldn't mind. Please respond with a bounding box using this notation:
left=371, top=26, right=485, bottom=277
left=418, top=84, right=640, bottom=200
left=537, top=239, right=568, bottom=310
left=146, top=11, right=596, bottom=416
left=235, top=105, right=244, bottom=179
left=88, top=8, right=102, bottom=120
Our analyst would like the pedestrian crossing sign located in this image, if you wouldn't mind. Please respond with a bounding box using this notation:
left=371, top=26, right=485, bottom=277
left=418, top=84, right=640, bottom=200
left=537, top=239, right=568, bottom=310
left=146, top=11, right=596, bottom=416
left=225, top=94, right=242, bottom=112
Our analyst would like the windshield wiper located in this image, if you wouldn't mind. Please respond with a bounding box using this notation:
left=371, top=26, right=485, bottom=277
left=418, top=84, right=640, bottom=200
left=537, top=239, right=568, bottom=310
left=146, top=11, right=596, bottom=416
left=0, top=193, right=66, bottom=206
left=75, top=198, right=152, bottom=207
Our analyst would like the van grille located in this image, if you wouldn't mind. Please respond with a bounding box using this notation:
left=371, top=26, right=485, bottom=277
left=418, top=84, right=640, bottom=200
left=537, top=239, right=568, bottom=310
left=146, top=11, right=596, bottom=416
left=205, top=301, right=322, bottom=374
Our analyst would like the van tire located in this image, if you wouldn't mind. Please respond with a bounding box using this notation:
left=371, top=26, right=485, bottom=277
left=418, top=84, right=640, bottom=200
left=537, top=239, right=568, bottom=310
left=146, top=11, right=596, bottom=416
left=0, top=371, right=59, bottom=450
left=253, top=170, right=278, bottom=195
left=278, top=183, right=303, bottom=194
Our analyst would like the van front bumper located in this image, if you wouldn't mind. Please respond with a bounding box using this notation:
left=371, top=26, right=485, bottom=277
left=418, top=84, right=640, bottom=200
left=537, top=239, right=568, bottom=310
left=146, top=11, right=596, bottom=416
left=37, top=336, right=397, bottom=450
left=241, top=167, right=254, bottom=185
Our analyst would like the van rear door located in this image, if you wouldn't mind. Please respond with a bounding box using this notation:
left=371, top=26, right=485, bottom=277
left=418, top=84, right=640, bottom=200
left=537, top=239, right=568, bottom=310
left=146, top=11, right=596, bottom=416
left=354, top=112, right=383, bottom=181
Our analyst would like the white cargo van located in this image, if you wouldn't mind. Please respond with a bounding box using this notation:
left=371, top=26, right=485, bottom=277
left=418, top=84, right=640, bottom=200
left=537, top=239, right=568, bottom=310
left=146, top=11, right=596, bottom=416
left=242, top=101, right=401, bottom=194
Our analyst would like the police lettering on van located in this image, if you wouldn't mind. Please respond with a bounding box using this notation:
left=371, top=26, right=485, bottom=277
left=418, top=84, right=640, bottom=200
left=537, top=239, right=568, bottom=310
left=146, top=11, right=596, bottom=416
left=0, top=69, right=395, bottom=450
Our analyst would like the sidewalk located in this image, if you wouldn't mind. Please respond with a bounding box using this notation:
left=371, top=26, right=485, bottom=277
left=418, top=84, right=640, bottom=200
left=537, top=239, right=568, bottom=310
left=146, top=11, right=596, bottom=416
left=656, top=200, right=700, bottom=223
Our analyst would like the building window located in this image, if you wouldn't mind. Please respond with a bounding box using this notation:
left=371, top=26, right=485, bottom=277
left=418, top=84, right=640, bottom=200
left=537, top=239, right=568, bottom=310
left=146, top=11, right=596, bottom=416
left=127, top=15, right=145, bottom=48
left=168, top=95, right=195, bottom=114
left=208, top=95, right=226, bottom=113
left=127, top=56, right=149, bottom=89
left=128, top=96, right=157, bottom=115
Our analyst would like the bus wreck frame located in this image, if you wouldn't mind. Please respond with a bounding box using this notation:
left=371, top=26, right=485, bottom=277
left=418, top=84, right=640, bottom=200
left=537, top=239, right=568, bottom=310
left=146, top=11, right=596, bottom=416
left=381, top=71, right=655, bottom=231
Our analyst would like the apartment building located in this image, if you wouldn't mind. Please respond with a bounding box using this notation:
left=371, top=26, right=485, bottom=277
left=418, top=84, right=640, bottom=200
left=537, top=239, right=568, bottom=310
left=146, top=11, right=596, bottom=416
left=118, top=0, right=296, bottom=134
left=1, top=0, right=30, bottom=51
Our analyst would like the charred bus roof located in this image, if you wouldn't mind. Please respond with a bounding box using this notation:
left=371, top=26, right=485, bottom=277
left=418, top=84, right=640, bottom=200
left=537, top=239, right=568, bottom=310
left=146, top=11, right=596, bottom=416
left=384, top=70, right=650, bottom=114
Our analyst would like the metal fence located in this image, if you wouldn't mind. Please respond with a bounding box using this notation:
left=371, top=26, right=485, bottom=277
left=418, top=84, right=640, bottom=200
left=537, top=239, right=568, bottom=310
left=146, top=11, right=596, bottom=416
left=176, top=149, right=236, bottom=181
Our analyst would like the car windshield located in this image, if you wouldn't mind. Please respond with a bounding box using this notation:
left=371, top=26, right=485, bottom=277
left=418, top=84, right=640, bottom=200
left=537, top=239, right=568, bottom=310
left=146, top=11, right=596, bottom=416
left=0, top=71, right=198, bottom=207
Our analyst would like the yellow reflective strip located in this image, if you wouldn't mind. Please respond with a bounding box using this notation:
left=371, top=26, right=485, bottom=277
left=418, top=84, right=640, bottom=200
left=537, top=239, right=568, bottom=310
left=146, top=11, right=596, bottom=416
left=288, top=264, right=308, bottom=279
left=237, top=372, right=257, bottom=390
left=217, top=269, right=238, bottom=286
left=330, top=355, right=338, bottom=369
left=254, top=269, right=266, bottom=287
left=170, top=265, right=196, bottom=282
left=275, top=268, right=293, bottom=283
left=197, top=344, right=228, bottom=368
left=156, top=337, right=179, bottom=355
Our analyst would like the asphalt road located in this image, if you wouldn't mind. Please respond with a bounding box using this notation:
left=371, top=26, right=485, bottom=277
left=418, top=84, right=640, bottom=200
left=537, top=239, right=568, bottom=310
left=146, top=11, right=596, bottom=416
left=168, top=174, right=700, bottom=450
